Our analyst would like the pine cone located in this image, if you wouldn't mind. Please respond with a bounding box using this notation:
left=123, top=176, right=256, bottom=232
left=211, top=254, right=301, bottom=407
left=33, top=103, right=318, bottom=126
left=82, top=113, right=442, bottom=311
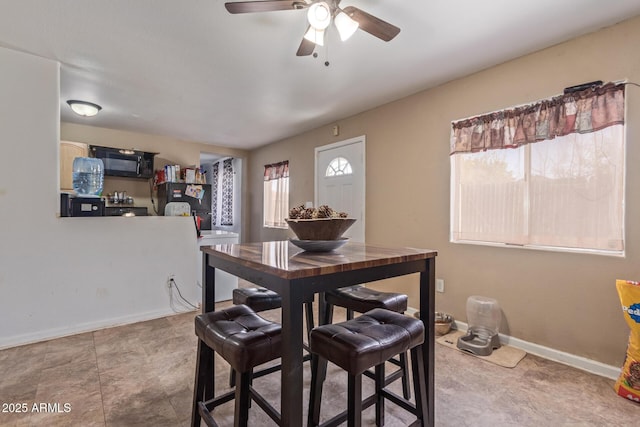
left=316, top=205, right=334, bottom=218
left=289, top=205, right=305, bottom=219
left=338, top=211, right=348, bottom=218
left=300, top=208, right=315, bottom=219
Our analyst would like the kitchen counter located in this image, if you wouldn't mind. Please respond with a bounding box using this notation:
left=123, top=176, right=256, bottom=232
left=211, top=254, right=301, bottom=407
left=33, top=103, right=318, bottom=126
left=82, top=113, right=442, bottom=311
left=199, top=230, right=239, bottom=238
left=196, top=230, right=239, bottom=301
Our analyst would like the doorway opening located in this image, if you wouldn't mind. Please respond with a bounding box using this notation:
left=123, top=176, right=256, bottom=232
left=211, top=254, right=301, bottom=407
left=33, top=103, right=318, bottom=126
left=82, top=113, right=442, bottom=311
left=200, top=152, right=243, bottom=241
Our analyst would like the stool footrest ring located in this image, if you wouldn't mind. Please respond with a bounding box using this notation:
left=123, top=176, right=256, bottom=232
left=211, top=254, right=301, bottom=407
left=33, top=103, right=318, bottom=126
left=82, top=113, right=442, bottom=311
left=317, top=394, right=376, bottom=427
left=248, top=385, right=281, bottom=425
left=363, top=366, right=403, bottom=386
left=198, top=401, right=220, bottom=427
left=198, top=382, right=283, bottom=426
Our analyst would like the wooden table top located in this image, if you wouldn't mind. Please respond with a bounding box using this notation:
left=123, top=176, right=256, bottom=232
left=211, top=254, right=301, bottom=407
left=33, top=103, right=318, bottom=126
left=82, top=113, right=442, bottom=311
left=200, top=241, right=437, bottom=280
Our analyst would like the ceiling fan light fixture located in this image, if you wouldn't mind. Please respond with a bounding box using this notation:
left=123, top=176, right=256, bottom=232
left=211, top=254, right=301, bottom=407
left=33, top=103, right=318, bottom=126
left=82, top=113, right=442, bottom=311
left=67, top=100, right=102, bottom=117
left=334, top=10, right=359, bottom=41
left=303, top=26, right=325, bottom=46
left=307, top=2, right=331, bottom=30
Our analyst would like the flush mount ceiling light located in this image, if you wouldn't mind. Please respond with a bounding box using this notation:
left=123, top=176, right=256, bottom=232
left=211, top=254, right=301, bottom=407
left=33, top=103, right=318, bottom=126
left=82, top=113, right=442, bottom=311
left=67, top=100, right=102, bottom=117
left=224, top=0, right=400, bottom=57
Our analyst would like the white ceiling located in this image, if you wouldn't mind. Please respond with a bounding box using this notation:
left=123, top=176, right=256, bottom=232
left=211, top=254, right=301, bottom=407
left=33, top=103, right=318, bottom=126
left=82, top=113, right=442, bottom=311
left=1, top=0, right=640, bottom=150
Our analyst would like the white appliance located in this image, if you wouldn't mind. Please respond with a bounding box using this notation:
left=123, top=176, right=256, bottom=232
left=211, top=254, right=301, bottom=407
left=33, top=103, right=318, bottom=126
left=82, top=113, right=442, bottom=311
left=164, top=201, right=192, bottom=216
left=197, top=230, right=239, bottom=302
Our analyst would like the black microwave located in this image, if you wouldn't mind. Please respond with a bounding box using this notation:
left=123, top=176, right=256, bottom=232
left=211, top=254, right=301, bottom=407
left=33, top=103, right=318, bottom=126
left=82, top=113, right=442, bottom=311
left=90, top=145, right=156, bottom=179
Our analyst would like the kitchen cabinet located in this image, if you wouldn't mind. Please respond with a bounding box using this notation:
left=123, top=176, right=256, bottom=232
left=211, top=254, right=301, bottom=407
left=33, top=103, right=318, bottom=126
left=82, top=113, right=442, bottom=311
left=60, top=141, right=88, bottom=191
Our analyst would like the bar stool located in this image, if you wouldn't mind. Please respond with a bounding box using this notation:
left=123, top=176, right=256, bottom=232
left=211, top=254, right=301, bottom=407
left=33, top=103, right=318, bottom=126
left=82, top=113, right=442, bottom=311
left=324, top=286, right=411, bottom=399
left=191, top=304, right=282, bottom=427
left=233, top=287, right=316, bottom=336
left=308, top=308, right=428, bottom=427
left=229, top=287, right=315, bottom=387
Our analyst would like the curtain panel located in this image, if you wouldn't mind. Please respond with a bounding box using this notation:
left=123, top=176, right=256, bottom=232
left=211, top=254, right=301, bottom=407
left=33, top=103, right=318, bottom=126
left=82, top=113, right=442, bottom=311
left=450, top=82, right=625, bottom=155
left=221, top=159, right=234, bottom=226
left=211, top=163, right=219, bottom=226
left=263, top=161, right=289, bottom=228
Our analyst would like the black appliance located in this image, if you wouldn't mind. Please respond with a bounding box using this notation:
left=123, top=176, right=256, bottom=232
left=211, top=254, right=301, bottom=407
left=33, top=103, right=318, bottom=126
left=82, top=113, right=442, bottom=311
left=90, top=145, right=156, bottom=179
left=60, top=193, right=105, bottom=217
left=157, top=182, right=212, bottom=230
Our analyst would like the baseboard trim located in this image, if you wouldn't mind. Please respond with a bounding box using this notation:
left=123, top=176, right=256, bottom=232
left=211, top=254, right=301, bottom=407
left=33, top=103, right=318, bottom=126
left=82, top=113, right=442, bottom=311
left=407, top=307, right=620, bottom=380
left=0, top=308, right=195, bottom=351
left=453, top=320, right=620, bottom=380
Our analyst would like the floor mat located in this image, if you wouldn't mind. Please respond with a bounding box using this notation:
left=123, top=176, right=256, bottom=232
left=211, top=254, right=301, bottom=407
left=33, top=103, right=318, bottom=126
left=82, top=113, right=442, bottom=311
left=436, top=329, right=526, bottom=368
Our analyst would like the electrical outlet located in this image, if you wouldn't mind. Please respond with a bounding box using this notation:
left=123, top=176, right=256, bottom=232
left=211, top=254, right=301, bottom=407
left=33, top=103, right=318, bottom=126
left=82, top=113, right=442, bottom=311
left=436, top=279, right=445, bottom=293
left=167, top=274, right=175, bottom=288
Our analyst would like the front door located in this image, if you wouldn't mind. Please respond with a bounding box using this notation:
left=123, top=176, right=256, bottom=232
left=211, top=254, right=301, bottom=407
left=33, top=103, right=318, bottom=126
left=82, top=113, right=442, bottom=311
left=315, top=136, right=365, bottom=242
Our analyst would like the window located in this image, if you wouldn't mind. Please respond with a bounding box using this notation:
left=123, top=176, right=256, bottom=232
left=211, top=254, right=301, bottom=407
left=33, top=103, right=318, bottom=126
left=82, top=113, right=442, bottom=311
left=450, top=83, right=625, bottom=255
left=325, top=157, right=352, bottom=176
left=263, top=161, right=289, bottom=228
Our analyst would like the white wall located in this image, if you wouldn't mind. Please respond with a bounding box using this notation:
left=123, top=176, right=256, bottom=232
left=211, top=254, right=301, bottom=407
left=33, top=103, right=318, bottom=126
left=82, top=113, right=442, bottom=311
left=0, top=47, right=199, bottom=349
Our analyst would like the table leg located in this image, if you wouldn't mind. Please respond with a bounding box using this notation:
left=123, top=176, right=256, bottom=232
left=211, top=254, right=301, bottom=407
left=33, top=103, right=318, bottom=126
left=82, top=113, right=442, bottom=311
left=202, top=253, right=216, bottom=314
left=202, top=253, right=216, bottom=403
left=280, top=286, right=305, bottom=426
left=419, top=258, right=435, bottom=426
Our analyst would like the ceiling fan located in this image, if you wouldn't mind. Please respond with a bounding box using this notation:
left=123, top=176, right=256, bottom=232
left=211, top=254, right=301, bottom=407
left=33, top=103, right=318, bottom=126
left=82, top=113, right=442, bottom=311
left=224, top=0, right=401, bottom=56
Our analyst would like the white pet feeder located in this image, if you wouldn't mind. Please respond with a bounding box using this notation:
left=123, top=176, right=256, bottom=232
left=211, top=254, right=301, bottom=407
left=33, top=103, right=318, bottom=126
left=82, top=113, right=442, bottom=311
left=457, top=295, right=501, bottom=356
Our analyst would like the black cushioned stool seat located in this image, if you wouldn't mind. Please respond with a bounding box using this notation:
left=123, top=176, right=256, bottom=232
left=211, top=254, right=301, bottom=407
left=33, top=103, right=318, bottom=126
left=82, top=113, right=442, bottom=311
left=233, top=287, right=282, bottom=312
left=229, top=287, right=315, bottom=388
left=308, top=308, right=428, bottom=427
left=325, top=286, right=408, bottom=316
left=232, top=287, right=315, bottom=334
left=192, top=304, right=282, bottom=427
left=324, top=286, right=411, bottom=400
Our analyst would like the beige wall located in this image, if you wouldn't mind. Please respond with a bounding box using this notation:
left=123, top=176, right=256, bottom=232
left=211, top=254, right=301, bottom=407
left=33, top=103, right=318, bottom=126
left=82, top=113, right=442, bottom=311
left=248, top=16, right=640, bottom=366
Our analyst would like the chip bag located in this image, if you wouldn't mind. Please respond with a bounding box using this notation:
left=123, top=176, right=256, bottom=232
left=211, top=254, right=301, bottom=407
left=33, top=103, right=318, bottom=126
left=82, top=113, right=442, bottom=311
left=615, top=279, right=640, bottom=403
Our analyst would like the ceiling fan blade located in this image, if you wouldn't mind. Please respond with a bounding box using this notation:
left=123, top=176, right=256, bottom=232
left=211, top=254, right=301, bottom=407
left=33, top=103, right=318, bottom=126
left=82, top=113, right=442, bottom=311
left=296, top=27, right=315, bottom=56
left=225, top=0, right=307, bottom=14
left=342, top=6, right=401, bottom=42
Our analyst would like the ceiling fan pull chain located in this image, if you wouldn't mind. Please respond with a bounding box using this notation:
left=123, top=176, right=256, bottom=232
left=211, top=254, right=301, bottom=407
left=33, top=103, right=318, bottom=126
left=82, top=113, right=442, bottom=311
left=324, top=38, right=330, bottom=67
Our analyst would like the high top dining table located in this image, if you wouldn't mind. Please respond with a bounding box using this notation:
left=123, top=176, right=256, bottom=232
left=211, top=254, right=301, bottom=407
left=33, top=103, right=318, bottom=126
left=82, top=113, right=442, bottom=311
left=199, top=241, right=437, bottom=427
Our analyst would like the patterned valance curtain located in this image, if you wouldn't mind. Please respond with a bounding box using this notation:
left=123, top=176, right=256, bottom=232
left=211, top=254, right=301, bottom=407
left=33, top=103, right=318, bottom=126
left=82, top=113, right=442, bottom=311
left=264, top=161, right=289, bottom=182
left=450, top=82, right=625, bottom=155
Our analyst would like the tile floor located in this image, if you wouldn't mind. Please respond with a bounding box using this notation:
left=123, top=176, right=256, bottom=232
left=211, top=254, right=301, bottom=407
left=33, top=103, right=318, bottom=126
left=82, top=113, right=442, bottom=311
left=1, top=302, right=638, bottom=426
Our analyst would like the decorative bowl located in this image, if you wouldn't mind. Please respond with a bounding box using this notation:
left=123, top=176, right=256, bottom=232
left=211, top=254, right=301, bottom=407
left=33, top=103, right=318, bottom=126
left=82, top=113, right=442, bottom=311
left=285, top=218, right=356, bottom=241
left=290, top=238, right=349, bottom=252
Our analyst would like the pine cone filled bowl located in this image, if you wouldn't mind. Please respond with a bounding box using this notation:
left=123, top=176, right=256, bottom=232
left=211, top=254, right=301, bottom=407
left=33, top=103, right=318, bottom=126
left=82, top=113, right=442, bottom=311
left=286, top=217, right=356, bottom=241
left=286, top=204, right=356, bottom=246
